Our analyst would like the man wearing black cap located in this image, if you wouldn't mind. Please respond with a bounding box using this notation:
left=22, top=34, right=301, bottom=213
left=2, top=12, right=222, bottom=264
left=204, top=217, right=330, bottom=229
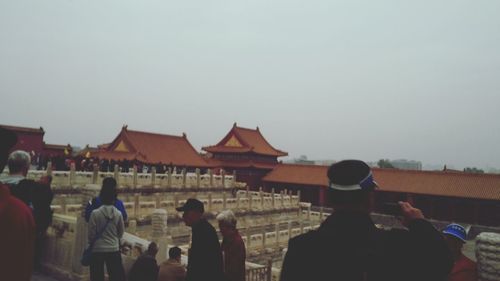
left=176, top=198, right=224, bottom=281
left=280, top=160, right=453, bottom=281
left=0, top=127, right=36, bottom=281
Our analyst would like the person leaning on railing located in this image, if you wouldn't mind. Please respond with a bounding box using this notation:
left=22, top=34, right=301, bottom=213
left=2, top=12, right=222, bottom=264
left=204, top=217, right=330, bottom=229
left=280, top=160, right=453, bottom=281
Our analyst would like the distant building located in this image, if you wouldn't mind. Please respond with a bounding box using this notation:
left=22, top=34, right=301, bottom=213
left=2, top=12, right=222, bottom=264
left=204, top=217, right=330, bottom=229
left=390, top=159, right=422, bottom=170
left=203, top=123, right=288, bottom=188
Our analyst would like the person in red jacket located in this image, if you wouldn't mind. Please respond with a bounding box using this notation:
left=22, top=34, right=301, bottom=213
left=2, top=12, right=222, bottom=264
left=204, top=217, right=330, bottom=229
left=442, top=223, right=477, bottom=281
left=0, top=127, right=36, bottom=281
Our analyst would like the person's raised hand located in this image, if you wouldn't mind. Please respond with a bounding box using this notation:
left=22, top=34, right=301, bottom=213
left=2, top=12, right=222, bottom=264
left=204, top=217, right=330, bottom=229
left=398, top=201, right=424, bottom=227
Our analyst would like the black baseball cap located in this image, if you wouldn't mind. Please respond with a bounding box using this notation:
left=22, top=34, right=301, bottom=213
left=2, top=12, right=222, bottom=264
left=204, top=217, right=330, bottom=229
left=327, top=160, right=378, bottom=191
left=176, top=198, right=204, bottom=213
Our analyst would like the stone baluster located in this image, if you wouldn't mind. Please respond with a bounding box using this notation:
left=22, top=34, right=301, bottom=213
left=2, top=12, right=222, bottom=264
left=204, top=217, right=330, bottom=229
left=133, top=165, right=138, bottom=188
left=319, top=207, right=324, bottom=222
left=69, top=162, right=76, bottom=186
left=259, top=187, right=264, bottom=209
left=221, top=170, right=226, bottom=188
left=208, top=169, right=214, bottom=187
left=128, top=219, right=137, bottom=234
left=182, top=168, right=187, bottom=188
left=223, top=192, right=227, bottom=209
left=207, top=193, right=212, bottom=212
left=246, top=228, right=251, bottom=250
left=275, top=223, right=280, bottom=247
left=297, top=190, right=301, bottom=205
left=271, top=188, right=275, bottom=209
left=60, top=195, right=67, bottom=214
left=288, top=221, right=292, bottom=240
left=167, top=167, right=172, bottom=188
left=232, top=170, right=237, bottom=187
left=173, top=194, right=179, bottom=210
left=134, top=194, right=140, bottom=219
left=155, top=193, right=161, bottom=209
left=150, top=209, right=168, bottom=262
left=113, top=164, right=120, bottom=186
left=262, top=230, right=266, bottom=249
left=195, top=168, right=200, bottom=188
left=46, top=161, right=53, bottom=177
left=236, top=193, right=240, bottom=209
left=248, top=191, right=252, bottom=210
left=92, top=164, right=99, bottom=184
left=299, top=220, right=304, bottom=234
left=307, top=205, right=311, bottom=220
left=151, top=166, right=156, bottom=187
left=281, top=191, right=285, bottom=208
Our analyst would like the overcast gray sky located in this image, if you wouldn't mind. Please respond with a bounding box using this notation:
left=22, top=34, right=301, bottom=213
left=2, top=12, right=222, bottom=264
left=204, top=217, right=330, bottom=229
left=1, top=0, right=499, bottom=170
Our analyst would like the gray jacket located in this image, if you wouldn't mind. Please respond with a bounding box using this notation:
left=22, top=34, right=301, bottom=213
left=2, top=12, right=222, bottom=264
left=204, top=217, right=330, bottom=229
left=88, top=205, right=124, bottom=253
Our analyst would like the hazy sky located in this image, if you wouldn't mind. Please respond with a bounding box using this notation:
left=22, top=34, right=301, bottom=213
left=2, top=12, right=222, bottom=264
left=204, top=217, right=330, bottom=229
left=1, top=0, right=499, bottom=170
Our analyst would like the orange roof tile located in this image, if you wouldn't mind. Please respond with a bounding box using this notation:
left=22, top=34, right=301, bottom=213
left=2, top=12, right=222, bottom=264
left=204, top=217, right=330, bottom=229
left=372, top=168, right=500, bottom=200
left=263, top=163, right=329, bottom=186
left=97, top=126, right=209, bottom=167
left=263, top=164, right=500, bottom=201
left=0, top=124, right=44, bottom=134
left=206, top=158, right=277, bottom=170
left=203, top=123, right=288, bottom=157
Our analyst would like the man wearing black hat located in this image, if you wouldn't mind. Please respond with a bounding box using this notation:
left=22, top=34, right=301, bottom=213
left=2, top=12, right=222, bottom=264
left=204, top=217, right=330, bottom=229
left=280, top=160, right=453, bottom=281
left=0, top=127, right=36, bottom=281
left=176, top=198, right=224, bottom=281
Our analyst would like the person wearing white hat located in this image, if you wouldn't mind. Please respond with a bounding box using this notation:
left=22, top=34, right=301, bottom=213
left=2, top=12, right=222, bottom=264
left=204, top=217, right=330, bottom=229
left=280, top=160, right=453, bottom=281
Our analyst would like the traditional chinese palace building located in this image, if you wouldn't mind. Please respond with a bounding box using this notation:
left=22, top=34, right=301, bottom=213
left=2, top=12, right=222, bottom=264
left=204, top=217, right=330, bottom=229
left=203, top=123, right=288, bottom=189
left=88, top=126, right=210, bottom=171
left=263, top=164, right=500, bottom=226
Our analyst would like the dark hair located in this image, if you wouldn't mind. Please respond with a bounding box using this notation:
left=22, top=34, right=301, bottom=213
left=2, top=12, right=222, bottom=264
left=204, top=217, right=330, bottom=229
left=328, top=189, right=371, bottom=206
left=169, top=246, right=182, bottom=259
left=100, top=177, right=117, bottom=205
left=148, top=242, right=158, bottom=252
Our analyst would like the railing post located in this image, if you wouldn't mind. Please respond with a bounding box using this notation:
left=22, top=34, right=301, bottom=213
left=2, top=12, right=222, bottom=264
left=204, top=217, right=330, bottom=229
left=246, top=228, right=251, bottom=250
left=259, top=187, right=264, bottom=209
left=271, top=188, right=275, bottom=209
left=92, top=164, right=99, bottom=184
left=155, top=193, right=161, bottom=209
left=133, top=165, right=138, bottom=188
left=151, top=166, right=156, bottom=187
left=223, top=192, right=227, bottom=209
left=114, top=164, right=120, bottom=186
left=232, top=170, right=237, bottom=188
left=208, top=193, right=212, bottom=212
left=167, top=167, right=172, bottom=188
left=46, top=161, right=53, bottom=177
left=275, top=223, right=280, bottom=247
left=134, top=194, right=140, bottom=219
left=320, top=207, right=324, bottom=222
left=267, top=260, right=273, bottom=281
left=208, top=169, right=214, bottom=187
left=297, top=190, right=301, bottom=205
left=262, top=230, right=266, bottom=249
left=248, top=191, right=252, bottom=210
left=69, top=162, right=76, bottom=186
left=221, top=170, right=226, bottom=188
left=182, top=168, right=187, bottom=188
left=196, top=168, right=200, bottom=188
left=288, top=221, right=292, bottom=240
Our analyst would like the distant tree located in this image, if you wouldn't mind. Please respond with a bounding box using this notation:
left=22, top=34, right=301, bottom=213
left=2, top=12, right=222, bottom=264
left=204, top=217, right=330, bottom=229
left=377, top=159, right=396, bottom=169
left=463, top=167, right=484, bottom=174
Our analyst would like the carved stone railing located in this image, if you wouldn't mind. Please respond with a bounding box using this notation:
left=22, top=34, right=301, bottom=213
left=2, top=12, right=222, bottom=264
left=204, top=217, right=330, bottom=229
left=17, top=167, right=239, bottom=189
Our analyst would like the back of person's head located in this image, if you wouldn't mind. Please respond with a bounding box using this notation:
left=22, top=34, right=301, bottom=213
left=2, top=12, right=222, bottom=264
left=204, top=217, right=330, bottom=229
left=216, top=210, right=237, bottom=228
left=0, top=127, right=17, bottom=172
left=327, top=160, right=377, bottom=208
left=169, top=246, right=182, bottom=260
left=7, top=150, right=31, bottom=175
left=100, top=177, right=117, bottom=205
left=147, top=242, right=159, bottom=256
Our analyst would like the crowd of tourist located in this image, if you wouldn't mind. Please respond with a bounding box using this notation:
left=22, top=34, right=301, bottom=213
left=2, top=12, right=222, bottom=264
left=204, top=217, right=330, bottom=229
left=0, top=126, right=483, bottom=281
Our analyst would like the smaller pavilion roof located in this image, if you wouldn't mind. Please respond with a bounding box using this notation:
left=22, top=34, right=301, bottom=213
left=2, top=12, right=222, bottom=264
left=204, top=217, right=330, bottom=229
left=0, top=124, right=45, bottom=135
left=203, top=123, right=288, bottom=157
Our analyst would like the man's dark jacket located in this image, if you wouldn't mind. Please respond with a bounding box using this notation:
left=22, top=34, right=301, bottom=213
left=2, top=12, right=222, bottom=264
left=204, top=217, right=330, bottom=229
left=280, top=211, right=453, bottom=281
left=187, top=218, right=224, bottom=281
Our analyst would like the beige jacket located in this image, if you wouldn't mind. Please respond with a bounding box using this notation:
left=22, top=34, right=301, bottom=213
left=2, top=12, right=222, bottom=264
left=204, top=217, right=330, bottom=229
left=158, top=258, right=186, bottom=281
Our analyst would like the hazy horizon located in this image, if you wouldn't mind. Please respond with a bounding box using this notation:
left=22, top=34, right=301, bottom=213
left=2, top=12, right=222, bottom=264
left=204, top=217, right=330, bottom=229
left=1, top=1, right=499, bottom=171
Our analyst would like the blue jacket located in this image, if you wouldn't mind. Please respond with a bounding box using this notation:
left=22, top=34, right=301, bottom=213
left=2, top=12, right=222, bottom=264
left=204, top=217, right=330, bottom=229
left=85, top=196, right=128, bottom=222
